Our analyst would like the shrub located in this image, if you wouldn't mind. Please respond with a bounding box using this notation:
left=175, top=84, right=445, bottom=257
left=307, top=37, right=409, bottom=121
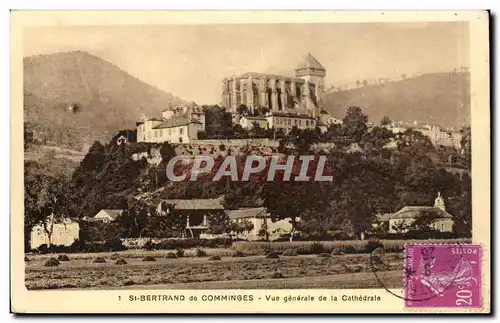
left=123, top=280, right=135, bottom=286
left=175, top=247, right=185, bottom=258
left=231, top=239, right=470, bottom=256
left=232, top=251, right=246, bottom=258
left=92, top=257, right=106, bottom=263
left=364, top=239, right=384, bottom=253
left=282, top=249, right=298, bottom=256
left=165, top=252, right=177, bottom=259
left=310, top=242, right=325, bottom=254
left=110, top=253, right=121, bottom=260
left=343, top=246, right=358, bottom=254
left=265, top=252, right=280, bottom=259
left=142, top=256, right=156, bottom=262
left=57, top=254, right=70, bottom=261
left=44, top=258, right=60, bottom=267
left=147, top=238, right=232, bottom=250
left=115, top=258, right=127, bottom=265
left=208, top=255, right=221, bottom=261
left=317, top=253, right=331, bottom=258
left=219, top=144, right=226, bottom=151
left=270, top=271, right=284, bottom=279
left=196, top=249, right=208, bottom=257
left=104, top=239, right=126, bottom=252
left=143, top=240, right=155, bottom=251
left=37, top=244, right=49, bottom=254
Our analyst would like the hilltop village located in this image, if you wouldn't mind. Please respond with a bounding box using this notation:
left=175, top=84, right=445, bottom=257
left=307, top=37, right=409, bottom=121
left=25, top=53, right=471, bottom=253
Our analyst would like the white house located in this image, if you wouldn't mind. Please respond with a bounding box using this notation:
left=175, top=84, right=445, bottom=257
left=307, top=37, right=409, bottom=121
left=226, top=207, right=295, bottom=241
left=93, top=209, right=124, bottom=223
left=375, top=192, right=454, bottom=233
left=30, top=217, right=80, bottom=249
left=137, top=103, right=206, bottom=144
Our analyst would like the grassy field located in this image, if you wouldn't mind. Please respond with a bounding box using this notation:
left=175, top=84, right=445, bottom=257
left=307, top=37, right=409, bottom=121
left=25, top=250, right=404, bottom=290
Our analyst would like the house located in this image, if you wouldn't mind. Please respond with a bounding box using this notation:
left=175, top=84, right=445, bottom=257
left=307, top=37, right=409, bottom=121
left=136, top=103, right=206, bottom=144
left=376, top=192, right=454, bottom=233
left=93, top=209, right=124, bottom=223
left=30, top=217, right=80, bottom=250
left=265, top=112, right=317, bottom=134
left=157, top=197, right=225, bottom=238
left=226, top=207, right=294, bottom=241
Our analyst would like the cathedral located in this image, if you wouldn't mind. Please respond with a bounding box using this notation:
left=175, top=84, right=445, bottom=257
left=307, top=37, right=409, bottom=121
left=221, top=53, right=326, bottom=118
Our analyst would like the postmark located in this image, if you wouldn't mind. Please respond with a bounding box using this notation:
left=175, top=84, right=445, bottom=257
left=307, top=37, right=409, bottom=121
left=403, top=244, right=482, bottom=308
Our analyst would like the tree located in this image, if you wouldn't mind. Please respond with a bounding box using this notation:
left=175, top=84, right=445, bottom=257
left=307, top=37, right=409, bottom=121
left=24, top=168, right=68, bottom=249
left=408, top=209, right=441, bottom=232
left=237, top=104, right=248, bottom=115
left=262, top=180, right=330, bottom=241
left=356, top=80, right=361, bottom=88
left=232, top=124, right=247, bottom=138
left=207, top=211, right=232, bottom=235
left=258, top=221, right=269, bottom=241
left=342, top=106, right=368, bottom=142
left=116, top=203, right=149, bottom=238
left=24, top=122, right=34, bottom=150
left=380, top=116, right=392, bottom=126
left=391, top=220, right=410, bottom=234
left=460, top=125, right=471, bottom=168
left=160, top=203, right=187, bottom=238
left=255, top=106, right=270, bottom=116
left=401, top=73, right=407, bottom=80
left=362, top=80, right=368, bottom=87
left=362, top=126, right=395, bottom=154
left=397, top=128, right=435, bottom=157
left=285, top=127, right=320, bottom=153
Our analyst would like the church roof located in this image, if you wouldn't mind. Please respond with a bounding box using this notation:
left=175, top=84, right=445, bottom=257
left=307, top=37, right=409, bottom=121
left=296, top=53, right=325, bottom=71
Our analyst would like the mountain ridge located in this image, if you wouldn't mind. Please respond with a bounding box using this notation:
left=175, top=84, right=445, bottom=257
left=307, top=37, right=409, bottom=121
left=323, top=72, right=470, bottom=129
left=24, top=50, right=187, bottom=149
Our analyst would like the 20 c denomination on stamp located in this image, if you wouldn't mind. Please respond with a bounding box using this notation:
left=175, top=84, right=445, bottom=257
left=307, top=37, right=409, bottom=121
left=404, top=244, right=482, bottom=308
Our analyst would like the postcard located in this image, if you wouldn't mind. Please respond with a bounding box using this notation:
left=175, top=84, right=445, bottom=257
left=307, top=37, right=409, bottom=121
left=10, top=10, right=490, bottom=314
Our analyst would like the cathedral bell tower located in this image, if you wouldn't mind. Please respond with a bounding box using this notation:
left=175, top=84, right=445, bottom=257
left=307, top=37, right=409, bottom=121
left=295, top=53, right=326, bottom=114
left=434, top=192, right=446, bottom=211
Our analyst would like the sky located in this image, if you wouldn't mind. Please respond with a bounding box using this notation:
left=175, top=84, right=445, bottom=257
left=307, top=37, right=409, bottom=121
left=23, top=22, right=470, bottom=104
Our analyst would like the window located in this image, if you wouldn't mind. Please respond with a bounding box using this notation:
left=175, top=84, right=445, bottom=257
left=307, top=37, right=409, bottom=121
left=306, top=120, right=309, bottom=126
left=287, top=119, right=291, bottom=125
left=294, top=120, right=297, bottom=126
left=441, top=223, right=444, bottom=231
left=180, top=127, right=184, bottom=135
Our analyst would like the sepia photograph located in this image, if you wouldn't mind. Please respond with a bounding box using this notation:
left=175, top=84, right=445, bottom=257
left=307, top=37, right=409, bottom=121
left=10, top=10, right=490, bottom=314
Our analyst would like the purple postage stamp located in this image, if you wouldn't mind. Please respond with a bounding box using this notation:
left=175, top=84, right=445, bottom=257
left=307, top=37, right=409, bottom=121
left=404, top=244, right=482, bottom=308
